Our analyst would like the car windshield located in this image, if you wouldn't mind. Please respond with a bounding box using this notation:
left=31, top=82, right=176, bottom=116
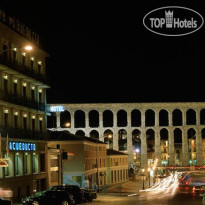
left=34, top=190, right=47, bottom=197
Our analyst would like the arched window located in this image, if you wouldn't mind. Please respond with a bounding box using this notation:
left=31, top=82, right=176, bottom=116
left=117, top=110, right=127, bottom=127
left=89, top=110, right=99, bottom=128
left=103, top=110, right=113, bottom=127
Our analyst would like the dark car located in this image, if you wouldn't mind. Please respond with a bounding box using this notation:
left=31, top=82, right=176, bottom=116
left=21, top=190, right=75, bottom=205
left=0, top=198, right=12, bottom=205
left=80, top=188, right=97, bottom=202
left=49, top=185, right=83, bottom=204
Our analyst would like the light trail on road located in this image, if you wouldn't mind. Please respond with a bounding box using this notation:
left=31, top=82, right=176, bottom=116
left=139, top=171, right=183, bottom=194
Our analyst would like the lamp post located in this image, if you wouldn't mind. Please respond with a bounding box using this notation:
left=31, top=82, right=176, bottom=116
left=148, top=168, right=151, bottom=187
left=107, top=134, right=112, bottom=149
left=0, top=45, right=33, bottom=55
left=142, top=168, right=145, bottom=190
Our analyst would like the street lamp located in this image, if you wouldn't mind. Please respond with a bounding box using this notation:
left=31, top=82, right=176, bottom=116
left=0, top=45, right=33, bottom=55
left=148, top=168, right=151, bottom=187
left=65, top=122, right=71, bottom=128
left=107, top=134, right=112, bottom=149
left=142, top=168, right=145, bottom=190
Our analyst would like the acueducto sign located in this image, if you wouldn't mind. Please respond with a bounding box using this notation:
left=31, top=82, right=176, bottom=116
left=143, top=6, right=204, bottom=36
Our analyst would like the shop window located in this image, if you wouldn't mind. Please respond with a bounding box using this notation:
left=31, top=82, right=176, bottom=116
left=15, top=153, right=23, bottom=176
left=24, top=153, right=31, bottom=175
left=32, top=153, right=39, bottom=174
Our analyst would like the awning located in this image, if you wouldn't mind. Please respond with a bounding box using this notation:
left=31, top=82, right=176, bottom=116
left=0, top=158, right=8, bottom=167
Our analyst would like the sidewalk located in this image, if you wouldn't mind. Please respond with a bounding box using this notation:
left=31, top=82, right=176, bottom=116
left=100, top=175, right=151, bottom=196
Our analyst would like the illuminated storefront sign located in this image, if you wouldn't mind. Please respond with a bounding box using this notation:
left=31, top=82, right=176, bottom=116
left=50, top=105, right=65, bottom=112
left=9, top=142, right=36, bottom=151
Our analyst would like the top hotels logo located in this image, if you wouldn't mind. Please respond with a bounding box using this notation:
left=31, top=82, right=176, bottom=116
left=143, top=6, right=204, bottom=36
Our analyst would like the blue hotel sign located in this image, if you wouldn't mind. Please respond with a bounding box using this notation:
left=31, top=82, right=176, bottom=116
left=50, top=105, right=65, bottom=112
left=9, top=142, right=36, bottom=151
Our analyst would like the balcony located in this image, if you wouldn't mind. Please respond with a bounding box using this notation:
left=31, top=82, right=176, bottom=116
left=0, top=89, right=47, bottom=112
left=0, top=56, right=49, bottom=85
left=0, top=125, right=46, bottom=140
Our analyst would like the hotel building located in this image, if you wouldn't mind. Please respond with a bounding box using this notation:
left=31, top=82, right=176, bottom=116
left=0, top=8, right=49, bottom=202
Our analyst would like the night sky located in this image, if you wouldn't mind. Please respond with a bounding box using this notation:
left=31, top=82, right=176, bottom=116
left=0, top=1, right=205, bottom=103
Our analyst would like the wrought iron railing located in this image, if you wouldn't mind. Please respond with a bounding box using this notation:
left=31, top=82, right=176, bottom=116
left=0, top=125, right=46, bottom=140
left=0, top=56, right=49, bottom=85
left=0, top=89, right=47, bottom=112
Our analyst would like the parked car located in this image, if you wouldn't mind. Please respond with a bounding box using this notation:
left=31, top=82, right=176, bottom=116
left=0, top=198, right=12, bottom=205
left=21, top=190, right=75, bottom=205
left=49, top=185, right=83, bottom=204
left=80, top=188, right=97, bottom=202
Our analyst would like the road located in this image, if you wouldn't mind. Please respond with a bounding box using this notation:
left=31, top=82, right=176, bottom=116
left=85, top=172, right=204, bottom=205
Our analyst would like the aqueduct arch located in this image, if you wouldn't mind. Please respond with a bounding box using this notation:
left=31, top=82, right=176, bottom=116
left=48, top=102, right=205, bottom=168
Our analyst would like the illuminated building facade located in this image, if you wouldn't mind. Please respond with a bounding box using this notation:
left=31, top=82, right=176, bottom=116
left=106, top=149, right=129, bottom=185
left=0, top=8, right=49, bottom=202
left=47, top=131, right=107, bottom=189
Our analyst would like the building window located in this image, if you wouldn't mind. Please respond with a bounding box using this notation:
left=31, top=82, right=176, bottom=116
left=22, top=54, right=26, bottom=65
left=39, top=118, right=43, bottom=132
left=4, top=112, right=9, bottom=127
left=31, top=88, right=35, bottom=100
left=13, top=49, right=17, bottom=61
left=39, top=90, right=42, bottom=102
left=13, top=81, right=18, bottom=95
left=15, top=153, right=23, bottom=176
left=23, top=115, right=27, bottom=129
left=40, top=153, right=45, bottom=172
left=30, top=59, right=34, bottom=69
left=24, top=153, right=31, bottom=175
left=3, top=44, right=8, bottom=59
left=32, top=153, right=39, bottom=174
left=23, top=85, right=27, bottom=98
left=38, top=62, right=42, bottom=73
left=14, top=113, right=18, bottom=128
left=4, top=77, right=8, bottom=92
left=32, top=118, right=35, bottom=131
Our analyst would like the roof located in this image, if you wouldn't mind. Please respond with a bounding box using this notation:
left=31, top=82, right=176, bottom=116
left=107, top=149, right=128, bottom=156
left=47, top=130, right=106, bottom=144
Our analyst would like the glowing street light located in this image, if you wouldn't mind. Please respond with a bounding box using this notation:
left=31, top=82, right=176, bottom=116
left=0, top=45, right=33, bottom=55
left=65, top=122, right=71, bottom=128
left=24, top=45, right=33, bottom=51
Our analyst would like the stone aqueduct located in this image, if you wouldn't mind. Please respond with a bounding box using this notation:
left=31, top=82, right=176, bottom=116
left=48, top=102, right=205, bottom=168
